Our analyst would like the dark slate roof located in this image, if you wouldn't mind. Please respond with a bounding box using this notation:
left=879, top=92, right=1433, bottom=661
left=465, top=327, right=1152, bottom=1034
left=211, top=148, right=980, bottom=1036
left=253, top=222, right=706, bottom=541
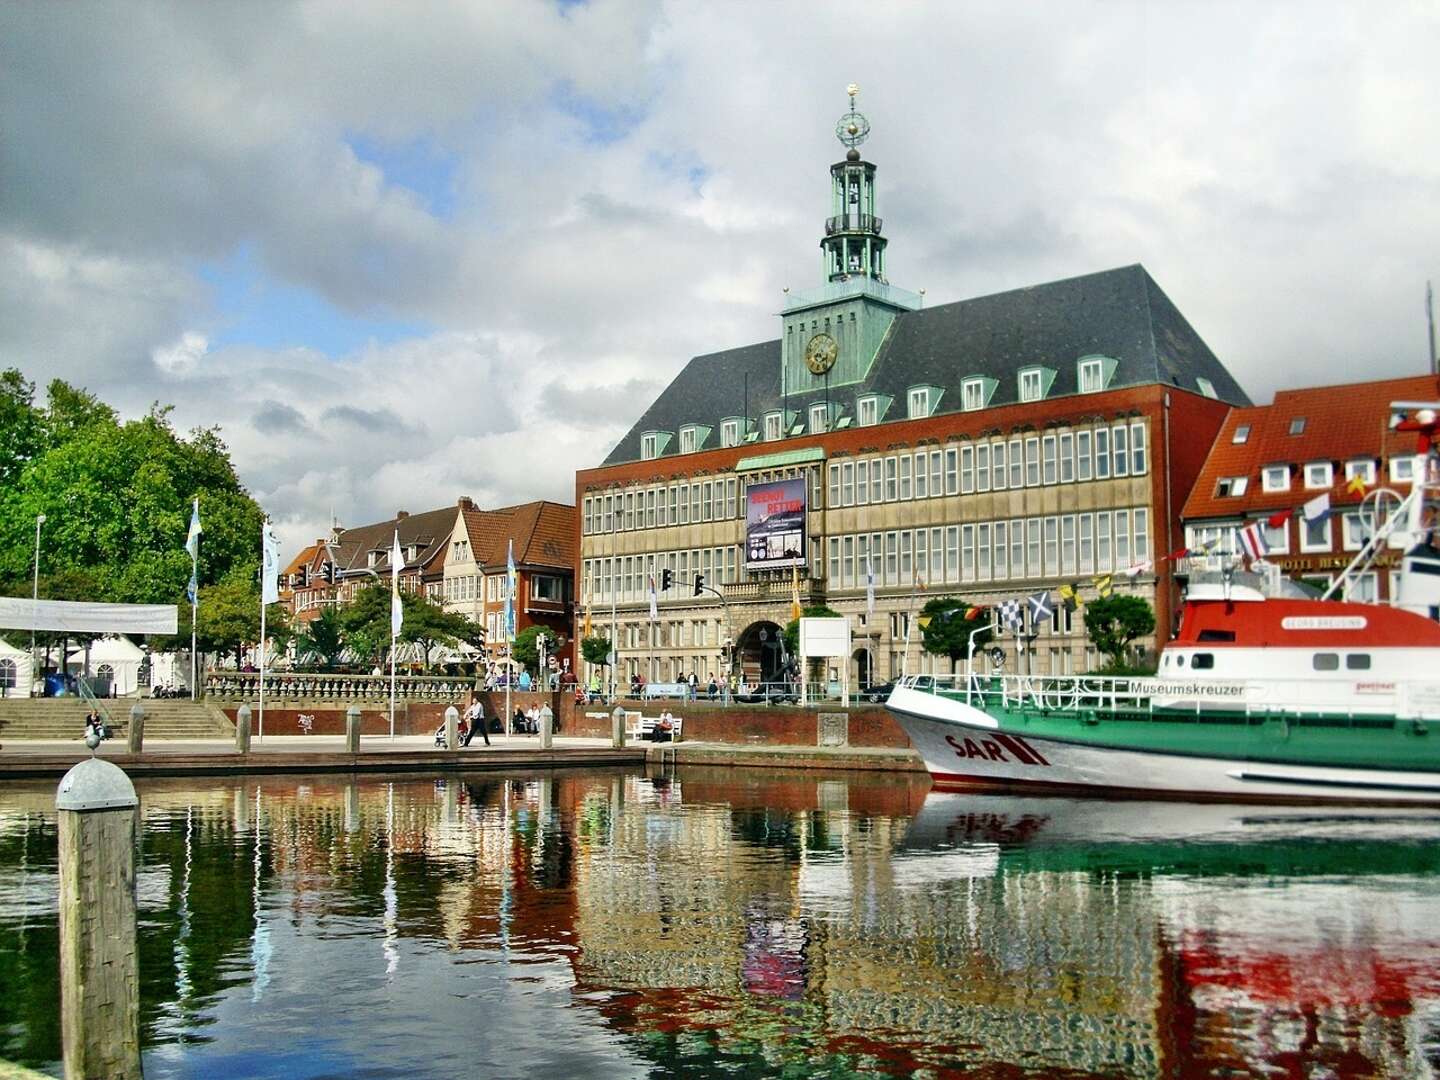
left=603, top=264, right=1250, bottom=465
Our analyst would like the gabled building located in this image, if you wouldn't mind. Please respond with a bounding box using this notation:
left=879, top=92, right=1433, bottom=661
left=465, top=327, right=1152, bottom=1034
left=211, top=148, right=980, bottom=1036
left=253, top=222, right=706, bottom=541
left=1181, top=374, right=1440, bottom=601
left=575, top=90, right=1248, bottom=688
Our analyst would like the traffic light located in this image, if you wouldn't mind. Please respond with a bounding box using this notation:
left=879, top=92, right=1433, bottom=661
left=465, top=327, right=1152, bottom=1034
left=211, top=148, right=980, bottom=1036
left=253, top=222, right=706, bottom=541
left=693, top=573, right=705, bottom=596
left=661, top=568, right=673, bottom=591
left=320, top=561, right=336, bottom=585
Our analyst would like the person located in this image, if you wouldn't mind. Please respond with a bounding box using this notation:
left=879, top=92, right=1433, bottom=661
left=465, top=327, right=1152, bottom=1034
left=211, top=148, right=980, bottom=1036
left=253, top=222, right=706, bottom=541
left=688, top=671, right=699, bottom=700
left=518, top=669, right=532, bottom=692
left=652, top=709, right=674, bottom=743
left=588, top=671, right=602, bottom=703
left=707, top=674, right=719, bottom=701
left=84, top=708, right=106, bottom=741
left=525, top=704, right=540, bottom=734
left=512, top=706, right=526, bottom=735
left=463, top=697, right=490, bottom=747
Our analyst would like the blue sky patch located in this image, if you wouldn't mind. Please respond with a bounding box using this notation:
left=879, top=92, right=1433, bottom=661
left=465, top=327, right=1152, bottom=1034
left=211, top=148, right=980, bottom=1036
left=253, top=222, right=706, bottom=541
left=551, top=81, right=646, bottom=146
left=346, top=132, right=459, bottom=221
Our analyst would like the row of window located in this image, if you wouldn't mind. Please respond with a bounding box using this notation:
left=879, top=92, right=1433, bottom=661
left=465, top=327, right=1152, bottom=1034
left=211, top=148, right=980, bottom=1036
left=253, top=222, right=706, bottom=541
left=1187, top=511, right=1375, bottom=556
left=826, top=422, right=1149, bottom=508
left=583, top=547, right=745, bottom=605
left=825, top=508, right=1152, bottom=590
left=1214, top=456, right=1417, bottom=499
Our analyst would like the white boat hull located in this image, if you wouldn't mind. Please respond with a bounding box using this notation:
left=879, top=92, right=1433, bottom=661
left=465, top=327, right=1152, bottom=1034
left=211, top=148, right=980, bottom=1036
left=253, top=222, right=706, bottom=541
left=887, top=685, right=1440, bottom=804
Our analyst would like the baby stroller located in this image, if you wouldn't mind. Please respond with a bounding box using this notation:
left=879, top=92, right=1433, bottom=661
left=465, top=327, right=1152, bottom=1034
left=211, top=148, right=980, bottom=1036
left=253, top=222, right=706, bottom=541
left=433, top=721, right=447, bottom=748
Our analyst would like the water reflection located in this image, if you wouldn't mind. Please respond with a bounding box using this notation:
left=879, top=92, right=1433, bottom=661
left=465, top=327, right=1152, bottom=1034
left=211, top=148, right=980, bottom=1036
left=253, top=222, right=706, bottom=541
left=0, top=770, right=1437, bottom=1078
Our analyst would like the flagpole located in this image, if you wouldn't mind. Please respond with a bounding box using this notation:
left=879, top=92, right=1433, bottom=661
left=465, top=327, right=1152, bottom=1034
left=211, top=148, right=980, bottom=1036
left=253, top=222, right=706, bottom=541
left=258, top=582, right=266, bottom=743
left=191, top=517, right=198, bottom=701
left=610, top=592, right=617, bottom=704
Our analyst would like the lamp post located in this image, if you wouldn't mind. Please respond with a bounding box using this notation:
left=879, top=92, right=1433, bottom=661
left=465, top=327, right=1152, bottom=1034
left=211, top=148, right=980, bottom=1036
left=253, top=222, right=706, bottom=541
left=31, top=513, right=45, bottom=666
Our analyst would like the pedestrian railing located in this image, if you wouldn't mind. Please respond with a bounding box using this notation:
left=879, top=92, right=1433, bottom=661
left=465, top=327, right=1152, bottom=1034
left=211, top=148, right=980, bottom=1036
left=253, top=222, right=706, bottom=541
left=205, top=670, right=475, bottom=702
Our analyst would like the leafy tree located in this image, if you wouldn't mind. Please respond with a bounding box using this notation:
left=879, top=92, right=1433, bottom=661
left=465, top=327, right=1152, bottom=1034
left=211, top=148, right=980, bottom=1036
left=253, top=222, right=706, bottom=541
left=510, top=625, right=552, bottom=675
left=0, top=369, right=42, bottom=488
left=580, top=635, right=612, bottom=668
left=1083, top=594, right=1156, bottom=671
left=337, top=584, right=394, bottom=666
left=400, top=594, right=482, bottom=670
left=919, top=597, right=992, bottom=669
left=295, top=607, right=346, bottom=669
left=781, top=605, right=843, bottom=657
left=158, top=575, right=290, bottom=666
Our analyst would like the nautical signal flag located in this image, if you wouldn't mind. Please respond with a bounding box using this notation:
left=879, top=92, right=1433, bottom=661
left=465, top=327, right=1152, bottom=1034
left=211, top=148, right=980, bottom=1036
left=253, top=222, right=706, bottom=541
left=1238, top=520, right=1268, bottom=560
left=998, top=597, right=1024, bottom=631
left=1058, top=584, right=1080, bottom=612
left=1092, top=574, right=1114, bottom=598
left=964, top=605, right=986, bottom=620
left=1027, top=591, right=1055, bottom=625
left=1347, top=473, right=1368, bottom=495
left=1302, top=492, right=1332, bottom=521
left=1266, top=507, right=1294, bottom=529
left=790, top=564, right=803, bottom=622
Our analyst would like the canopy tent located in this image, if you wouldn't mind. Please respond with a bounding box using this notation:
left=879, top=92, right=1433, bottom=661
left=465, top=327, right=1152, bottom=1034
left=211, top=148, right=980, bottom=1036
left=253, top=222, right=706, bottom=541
left=0, top=597, right=177, bottom=635
left=65, top=636, right=146, bottom=697
left=0, top=637, right=34, bottom=698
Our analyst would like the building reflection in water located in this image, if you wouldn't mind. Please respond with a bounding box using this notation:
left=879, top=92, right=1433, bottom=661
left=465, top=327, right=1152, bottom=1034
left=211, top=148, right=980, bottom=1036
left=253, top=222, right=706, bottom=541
left=1, top=770, right=1439, bottom=1077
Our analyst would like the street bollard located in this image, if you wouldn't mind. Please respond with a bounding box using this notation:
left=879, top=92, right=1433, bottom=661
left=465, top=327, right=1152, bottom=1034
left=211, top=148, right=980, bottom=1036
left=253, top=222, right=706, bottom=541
left=127, top=703, right=145, bottom=754
left=345, top=705, right=361, bottom=754
left=539, top=704, right=553, bottom=750
left=444, top=706, right=459, bottom=751
left=56, top=758, right=143, bottom=1080
left=235, top=703, right=252, bottom=754
left=612, top=706, right=627, bottom=748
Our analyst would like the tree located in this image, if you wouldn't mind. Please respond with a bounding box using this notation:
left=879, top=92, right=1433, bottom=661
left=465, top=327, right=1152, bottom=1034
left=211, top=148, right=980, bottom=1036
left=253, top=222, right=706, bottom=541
left=580, top=635, right=612, bottom=669
left=400, top=594, right=482, bottom=670
left=781, top=605, right=842, bottom=657
left=0, top=369, right=42, bottom=489
left=510, top=625, right=550, bottom=675
left=919, top=597, right=992, bottom=669
left=157, top=575, right=290, bottom=666
left=295, top=607, right=346, bottom=669
left=337, top=584, right=393, bottom=666
left=1083, top=594, right=1156, bottom=671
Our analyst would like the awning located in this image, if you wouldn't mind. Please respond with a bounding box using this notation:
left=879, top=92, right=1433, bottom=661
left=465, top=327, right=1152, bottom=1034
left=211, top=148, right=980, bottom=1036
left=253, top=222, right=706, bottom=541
left=0, top=598, right=178, bottom=635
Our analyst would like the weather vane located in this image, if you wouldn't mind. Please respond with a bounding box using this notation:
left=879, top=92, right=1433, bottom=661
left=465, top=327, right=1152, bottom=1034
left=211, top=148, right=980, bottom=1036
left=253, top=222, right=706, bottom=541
left=835, top=82, right=870, bottom=152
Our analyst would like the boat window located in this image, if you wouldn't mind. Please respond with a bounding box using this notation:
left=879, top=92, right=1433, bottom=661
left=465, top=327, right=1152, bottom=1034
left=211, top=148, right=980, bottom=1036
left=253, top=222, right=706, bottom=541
left=1313, top=653, right=1339, bottom=671
left=1345, top=654, right=1371, bottom=670
left=1191, top=653, right=1215, bottom=670
left=1175, top=654, right=1186, bottom=668
left=1197, top=629, right=1236, bottom=642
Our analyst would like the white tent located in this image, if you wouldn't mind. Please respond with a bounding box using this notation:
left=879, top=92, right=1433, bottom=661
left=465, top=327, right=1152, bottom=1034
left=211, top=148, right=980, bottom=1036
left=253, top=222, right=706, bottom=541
left=0, top=637, right=34, bottom=699
left=66, top=635, right=146, bottom=697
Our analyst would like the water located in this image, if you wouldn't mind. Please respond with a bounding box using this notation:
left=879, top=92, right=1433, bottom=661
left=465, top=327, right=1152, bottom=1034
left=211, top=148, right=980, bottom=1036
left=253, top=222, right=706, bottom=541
left=2, top=768, right=1439, bottom=1079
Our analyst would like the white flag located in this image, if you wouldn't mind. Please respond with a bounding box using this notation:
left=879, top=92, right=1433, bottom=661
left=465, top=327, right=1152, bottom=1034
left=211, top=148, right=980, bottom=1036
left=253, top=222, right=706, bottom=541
left=185, top=497, right=202, bottom=558
left=261, top=521, right=280, bottom=605
left=391, top=529, right=404, bottom=636
left=1302, top=492, right=1331, bottom=521
left=865, top=554, right=876, bottom=616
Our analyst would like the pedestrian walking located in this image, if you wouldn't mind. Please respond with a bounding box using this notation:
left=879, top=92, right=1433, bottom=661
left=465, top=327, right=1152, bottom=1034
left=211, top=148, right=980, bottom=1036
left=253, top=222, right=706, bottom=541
left=463, top=697, right=490, bottom=747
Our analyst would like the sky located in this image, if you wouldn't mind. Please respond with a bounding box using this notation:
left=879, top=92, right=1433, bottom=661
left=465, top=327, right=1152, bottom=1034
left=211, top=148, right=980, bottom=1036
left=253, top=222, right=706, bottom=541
left=3, top=2, right=1438, bottom=556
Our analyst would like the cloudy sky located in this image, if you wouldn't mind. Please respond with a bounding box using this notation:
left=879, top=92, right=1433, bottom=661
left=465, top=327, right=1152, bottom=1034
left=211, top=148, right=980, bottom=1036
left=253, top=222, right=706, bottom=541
left=3, top=2, right=1438, bottom=554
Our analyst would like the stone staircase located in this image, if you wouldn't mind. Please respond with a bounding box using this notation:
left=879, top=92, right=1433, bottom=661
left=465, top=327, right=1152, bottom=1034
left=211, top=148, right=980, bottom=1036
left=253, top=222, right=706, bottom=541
left=0, top=698, right=235, bottom=741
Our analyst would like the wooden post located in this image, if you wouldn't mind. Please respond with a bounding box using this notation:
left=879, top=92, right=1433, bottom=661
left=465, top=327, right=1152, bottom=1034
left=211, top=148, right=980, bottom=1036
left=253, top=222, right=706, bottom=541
left=234, top=704, right=251, bottom=754
left=56, top=758, right=143, bottom=1080
left=539, top=704, right=553, bottom=750
left=345, top=706, right=361, bottom=754
left=127, top=703, right=145, bottom=754
left=444, top=706, right=459, bottom=751
left=611, top=706, right=627, bottom=748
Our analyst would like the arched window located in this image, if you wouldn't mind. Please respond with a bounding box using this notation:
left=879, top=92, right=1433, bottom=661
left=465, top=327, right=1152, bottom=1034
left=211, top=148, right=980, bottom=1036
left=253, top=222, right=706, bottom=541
left=97, top=663, right=115, bottom=680
left=0, top=658, right=16, bottom=690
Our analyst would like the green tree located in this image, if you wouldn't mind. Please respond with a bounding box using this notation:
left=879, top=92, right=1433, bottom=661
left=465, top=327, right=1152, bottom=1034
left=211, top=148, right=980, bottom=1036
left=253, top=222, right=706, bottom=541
left=401, top=594, right=482, bottom=670
left=781, top=605, right=843, bottom=657
left=0, top=369, right=42, bottom=489
left=158, top=575, right=290, bottom=666
left=295, top=607, right=347, bottom=669
left=580, top=635, right=612, bottom=668
left=1083, top=594, right=1156, bottom=671
left=919, top=597, right=992, bottom=670
left=337, top=584, right=393, bottom=666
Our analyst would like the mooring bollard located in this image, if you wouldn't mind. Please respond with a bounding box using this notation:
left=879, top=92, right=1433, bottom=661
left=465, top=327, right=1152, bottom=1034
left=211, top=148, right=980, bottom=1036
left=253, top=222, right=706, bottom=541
left=444, top=705, right=459, bottom=750
left=612, top=706, right=627, bottom=748
left=56, top=757, right=143, bottom=1080
left=235, top=703, right=252, bottom=754
left=127, top=703, right=145, bottom=754
left=345, top=705, right=361, bottom=754
left=539, top=704, right=553, bottom=750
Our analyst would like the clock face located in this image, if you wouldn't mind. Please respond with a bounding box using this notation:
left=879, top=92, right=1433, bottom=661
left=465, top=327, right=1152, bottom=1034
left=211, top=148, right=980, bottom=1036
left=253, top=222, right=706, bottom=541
left=804, top=332, right=838, bottom=375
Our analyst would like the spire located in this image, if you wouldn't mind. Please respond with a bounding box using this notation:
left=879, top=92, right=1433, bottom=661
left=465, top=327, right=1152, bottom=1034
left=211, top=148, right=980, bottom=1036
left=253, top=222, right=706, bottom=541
left=822, top=84, right=886, bottom=284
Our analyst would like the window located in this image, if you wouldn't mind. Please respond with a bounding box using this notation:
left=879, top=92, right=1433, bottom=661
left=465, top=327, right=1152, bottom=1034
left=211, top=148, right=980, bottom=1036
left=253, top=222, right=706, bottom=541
left=810, top=403, right=829, bottom=433
left=1346, top=654, right=1371, bottom=670
left=1078, top=358, right=1105, bottom=393
left=960, top=445, right=975, bottom=494
left=841, top=463, right=855, bottom=506
left=764, top=413, right=783, bottom=441
left=857, top=397, right=878, bottom=426
left=1192, top=653, right=1215, bottom=669
left=828, top=464, right=841, bottom=507
left=1312, top=653, right=1339, bottom=671
left=1392, top=456, right=1417, bottom=483
left=914, top=451, right=928, bottom=498
left=899, top=454, right=912, bottom=499
left=992, top=442, right=1007, bottom=490
left=1301, top=515, right=1332, bottom=552
left=1009, top=438, right=1023, bottom=488
left=977, top=524, right=990, bottom=580
left=1112, top=425, right=1129, bottom=477
left=1130, top=423, right=1147, bottom=475
left=641, top=433, right=658, bottom=460
left=1058, top=433, right=1074, bottom=483
left=1061, top=515, right=1076, bottom=574
left=0, top=658, right=15, bottom=690
left=1262, top=516, right=1288, bottom=554
left=1094, top=428, right=1110, bottom=479
left=679, top=427, right=698, bottom=454
left=1216, top=476, right=1249, bottom=497
left=1076, top=431, right=1092, bottom=482
left=930, top=450, right=942, bottom=496
left=1019, top=368, right=1044, bottom=402
left=1289, top=417, right=1306, bottom=435
left=1043, top=517, right=1059, bottom=575
left=855, top=461, right=869, bottom=505
left=533, top=574, right=565, bottom=601
left=721, top=419, right=739, bottom=447
left=1026, top=519, right=1041, bottom=578
left=1262, top=465, right=1290, bottom=492
left=1079, top=514, right=1094, bottom=573
left=1342, top=513, right=1371, bottom=551
left=975, top=444, right=990, bottom=492
left=885, top=457, right=898, bottom=501
left=1304, top=462, right=1333, bottom=489
left=1025, top=437, right=1040, bottom=486
left=908, top=387, right=930, bottom=418
left=961, top=378, right=986, bottom=411
left=1195, top=377, right=1217, bottom=399
left=1134, top=508, right=1150, bottom=563
left=1042, top=435, right=1057, bottom=484
left=1232, top=424, right=1251, bottom=444
left=961, top=525, right=975, bottom=581
left=1345, top=460, right=1376, bottom=486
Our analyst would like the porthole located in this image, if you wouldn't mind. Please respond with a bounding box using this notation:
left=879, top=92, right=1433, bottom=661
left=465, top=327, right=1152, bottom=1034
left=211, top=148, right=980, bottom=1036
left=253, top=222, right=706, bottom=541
left=1346, top=654, right=1371, bottom=670
left=1313, top=653, right=1339, bottom=671
left=1192, top=653, right=1215, bottom=670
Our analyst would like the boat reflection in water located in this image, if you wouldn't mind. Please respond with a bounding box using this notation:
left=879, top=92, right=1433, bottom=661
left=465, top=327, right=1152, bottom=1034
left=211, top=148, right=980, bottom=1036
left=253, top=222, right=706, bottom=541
left=1, top=769, right=1438, bottom=1078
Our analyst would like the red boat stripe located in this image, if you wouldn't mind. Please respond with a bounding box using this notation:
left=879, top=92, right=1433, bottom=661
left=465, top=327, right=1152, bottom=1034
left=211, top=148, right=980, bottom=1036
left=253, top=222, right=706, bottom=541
left=1011, top=735, right=1050, bottom=766
left=991, top=732, right=1040, bottom=766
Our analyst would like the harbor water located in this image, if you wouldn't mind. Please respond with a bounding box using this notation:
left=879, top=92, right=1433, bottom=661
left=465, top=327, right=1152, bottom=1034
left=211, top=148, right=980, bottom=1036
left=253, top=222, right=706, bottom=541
left=1, top=767, right=1438, bottom=1078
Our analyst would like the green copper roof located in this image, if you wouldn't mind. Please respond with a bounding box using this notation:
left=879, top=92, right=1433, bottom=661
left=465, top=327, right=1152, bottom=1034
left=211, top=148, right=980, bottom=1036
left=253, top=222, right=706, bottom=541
left=734, top=446, right=826, bottom=472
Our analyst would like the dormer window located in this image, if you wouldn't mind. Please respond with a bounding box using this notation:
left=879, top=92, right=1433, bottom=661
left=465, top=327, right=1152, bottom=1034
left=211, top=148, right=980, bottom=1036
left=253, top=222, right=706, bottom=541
left=1196, top=377, right=1218, bottom=399
left=809, top=403, right=829, bottom=433
left=1018, top=368, right=1045, bottom=403
left=641, top=433, right=658, bottom=460
left=908, top=387, right=931, bottom=419
left=857, top=397, right=878, bottom=426
left=1216, top=476, right=1248, bottom=497
left=1304, top=462, right=1333, bottom=490
left=1078, top=358, right=1106, bottom=393
left=961, top=378, right=986, bottom=412
left=1346, top=460, right=1376, bottom=486
left=679, top=427, right=698, bottom=454
left=720, top=419, right=740, bottom=448
left=1289, top=417, right=1306, bottom=435
left=1232, top=424, right=1250, bottom=444
left=1392, top=455, right=1417, bottom=483
left=1262, top=465, right=1290, bottom=493
left=764, top=412, right=783, bottom=441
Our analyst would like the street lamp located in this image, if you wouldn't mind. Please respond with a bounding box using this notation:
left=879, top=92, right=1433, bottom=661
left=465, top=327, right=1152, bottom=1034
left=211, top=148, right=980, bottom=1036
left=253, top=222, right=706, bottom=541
left=31, top=513, right=45, bottom=669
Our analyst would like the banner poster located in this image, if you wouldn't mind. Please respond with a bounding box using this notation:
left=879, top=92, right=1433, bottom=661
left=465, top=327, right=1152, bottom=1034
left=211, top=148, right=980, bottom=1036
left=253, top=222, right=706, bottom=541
left=746, top=477, right=807, bottom=570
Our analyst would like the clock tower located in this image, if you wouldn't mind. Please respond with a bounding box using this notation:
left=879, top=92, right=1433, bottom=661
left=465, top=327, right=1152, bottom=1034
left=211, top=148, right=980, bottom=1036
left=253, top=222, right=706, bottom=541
left=780, top=85, right=921, bottom=399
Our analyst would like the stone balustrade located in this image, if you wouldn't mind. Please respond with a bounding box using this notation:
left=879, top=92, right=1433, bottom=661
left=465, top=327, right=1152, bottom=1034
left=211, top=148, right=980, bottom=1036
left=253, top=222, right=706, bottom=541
left=205, top=670, right=475, bottom=703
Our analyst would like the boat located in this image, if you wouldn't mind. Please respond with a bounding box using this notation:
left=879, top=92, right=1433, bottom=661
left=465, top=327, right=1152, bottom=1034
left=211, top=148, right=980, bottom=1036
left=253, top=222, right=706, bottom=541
left=886, top=403, right=1440, bottom=804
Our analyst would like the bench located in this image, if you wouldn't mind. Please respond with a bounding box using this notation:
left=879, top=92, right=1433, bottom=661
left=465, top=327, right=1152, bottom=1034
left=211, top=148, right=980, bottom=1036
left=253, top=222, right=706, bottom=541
left=624, top=713, right=684, bottom=743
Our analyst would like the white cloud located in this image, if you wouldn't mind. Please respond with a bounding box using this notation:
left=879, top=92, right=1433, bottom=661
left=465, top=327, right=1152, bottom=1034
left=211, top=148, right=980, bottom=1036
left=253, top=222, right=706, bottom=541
left=152, top=332, right=209, bottom=376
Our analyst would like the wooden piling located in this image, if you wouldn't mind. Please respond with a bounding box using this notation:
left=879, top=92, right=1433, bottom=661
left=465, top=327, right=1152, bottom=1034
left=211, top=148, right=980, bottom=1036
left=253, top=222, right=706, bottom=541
left=56, top=758, right=143, bottom=1080
left=345, top=706, right=361, bottom=754
left=126, top=704, right=144, bottom=754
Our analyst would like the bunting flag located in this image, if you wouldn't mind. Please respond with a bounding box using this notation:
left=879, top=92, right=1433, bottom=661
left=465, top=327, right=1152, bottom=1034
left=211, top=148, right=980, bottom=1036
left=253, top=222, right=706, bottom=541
left=1164, top=546, right=1190, bottom=561
left=185, top=497, right=202, bottom=559
left=789, top=563, right=802, bottom=622
left=1267, top=507, right=1294, bottom=529
left=261, top=521, right=281, bottom=605
left=917, top=615, right=932, bottom=630
left=1124, top=560, right=1153, bottom=579
left=390, top=529, right=404, bottom=636
left=1027, top=591, right=1055, bottom=625
left=963, top=604, right=986, bottom=620
left=1093, top=574, right=1114, bottom=598
left=865, top=555, right=876, bottom=616
left=1058, top=584, right=1080, bottom=612
left=648, top=573, right=659, bottom=622
left=1347, top=473, right=1368, bottom=495
left=997, top=597, right=1024, bottom=631
left=1238, top=520, right=1268, bottom=560
left=1302, top=492, right=1332, bottom=521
